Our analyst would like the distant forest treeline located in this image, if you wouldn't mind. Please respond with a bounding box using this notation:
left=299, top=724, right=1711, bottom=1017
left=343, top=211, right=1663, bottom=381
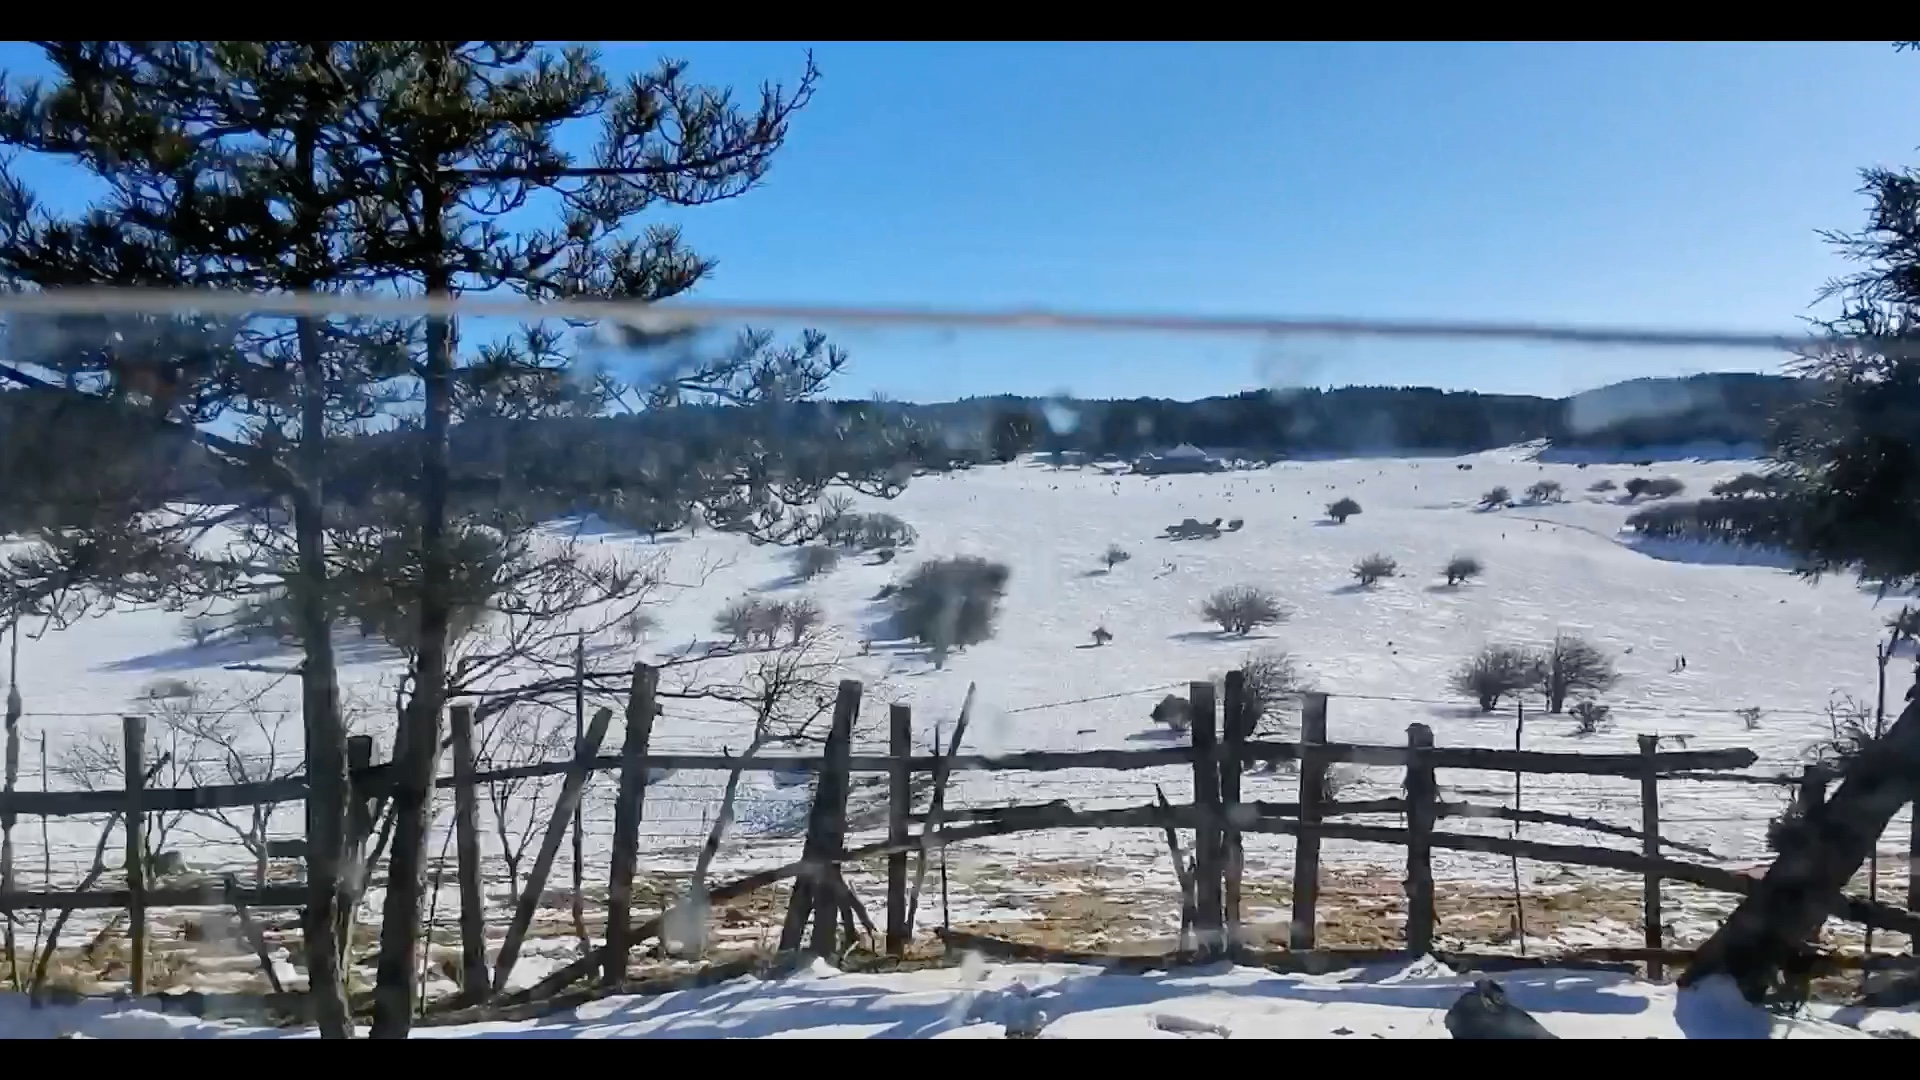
left=0, top=371, right=1806, bottom=526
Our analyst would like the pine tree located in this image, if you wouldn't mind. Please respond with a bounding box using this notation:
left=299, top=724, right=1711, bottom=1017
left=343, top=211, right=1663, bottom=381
left=0, top=41, right=831, bottom=1037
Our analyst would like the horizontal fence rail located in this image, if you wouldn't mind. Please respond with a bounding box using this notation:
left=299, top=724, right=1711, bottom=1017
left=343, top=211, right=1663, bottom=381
left=0, top=741, right=1762, bottom=818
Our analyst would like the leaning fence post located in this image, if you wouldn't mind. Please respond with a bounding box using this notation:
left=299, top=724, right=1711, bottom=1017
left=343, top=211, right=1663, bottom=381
left=122, top=714, right=147, bottom=997
left=1911, top=799, right=1920, bottom=954
left=886, top=702, right=912, bottom=958
left=1187, top=680, right=1223, bottom=956
left=1638, top=734, right=1665, bottom=979
left=1220, top=670, right=1248, bottom=950
left=779, top=680, right=862, bottom=955
left=447, top=705, right=489, bottom=1003
left=810, top=681, right=861, bottom=956
left=604, top=662, right=658, bottom=987
left=1405, top=723, right=1436, bottom=956
left=492, top=705, right=614, bottom=994
left=1289, top=692, right=1329, bottom=951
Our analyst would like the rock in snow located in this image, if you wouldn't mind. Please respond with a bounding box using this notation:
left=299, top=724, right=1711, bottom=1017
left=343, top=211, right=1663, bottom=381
left=1444, top=979, right=1559, bottom=1039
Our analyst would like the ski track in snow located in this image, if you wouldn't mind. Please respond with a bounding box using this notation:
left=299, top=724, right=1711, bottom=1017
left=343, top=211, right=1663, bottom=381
left=6, top=445, right=1914, bottom=994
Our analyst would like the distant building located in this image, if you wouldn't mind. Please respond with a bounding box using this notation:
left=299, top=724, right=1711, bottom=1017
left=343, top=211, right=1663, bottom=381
left=1132, top=443, right=1223, bottom=475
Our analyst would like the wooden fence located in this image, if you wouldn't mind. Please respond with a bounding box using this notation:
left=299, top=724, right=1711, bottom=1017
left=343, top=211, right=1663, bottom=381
left=1, top=663, right=1913, bottom=1012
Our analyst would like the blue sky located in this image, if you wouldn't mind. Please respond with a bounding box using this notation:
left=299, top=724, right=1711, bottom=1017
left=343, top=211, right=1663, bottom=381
left=3, top=42, right=1917, bottom=403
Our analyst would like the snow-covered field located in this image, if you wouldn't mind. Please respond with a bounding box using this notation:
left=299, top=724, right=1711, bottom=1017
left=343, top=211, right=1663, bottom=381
left=4, top=956, right=1917, bottom=1039
left=4, top=443, right=1914, bottom=1001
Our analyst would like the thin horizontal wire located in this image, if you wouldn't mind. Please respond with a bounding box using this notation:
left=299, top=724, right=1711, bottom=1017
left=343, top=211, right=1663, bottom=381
left=0, top=286, right=1844, bottom=353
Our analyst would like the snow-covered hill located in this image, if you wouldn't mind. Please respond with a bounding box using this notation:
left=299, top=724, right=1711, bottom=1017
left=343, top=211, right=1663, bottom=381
left=5, top=445, right=1911, bottom=993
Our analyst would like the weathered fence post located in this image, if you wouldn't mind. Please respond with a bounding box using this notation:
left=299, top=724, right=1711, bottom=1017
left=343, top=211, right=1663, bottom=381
left=447, top=705, right=489, bottom=1003
left=1290, top=692, right=1329, bottom=951
left=1189, top=680, right=1223, bottom=956
left=570, top=635, right=588, bottom=955
left=1405, top=723, right=1436, bottom=956
left=1220, top=670, right=1248, bottom=949
left=604, top=662, right=658, bottom=987
left=778, top=680, right=861, bottom=955
left=1638, top=734, right=1664, bottom=980
left=122, top=714, right=147, bottom=997
left=491, top=705, right=614, bottom=994
left=886, top=702, right=912, bottom=958
left=336, top=734, right=375, bottom=965
left=1911, top=804, right=1920, bottom=954
left=2, top=641, right=18, bottom=988
left=812, top=682, right=861, bottom=956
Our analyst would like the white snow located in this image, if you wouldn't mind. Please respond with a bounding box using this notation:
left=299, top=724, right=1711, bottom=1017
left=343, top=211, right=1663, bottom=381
left=0, top=957, right=1908, bottom=1039
left=4, top=445, right=1915, bottom=1024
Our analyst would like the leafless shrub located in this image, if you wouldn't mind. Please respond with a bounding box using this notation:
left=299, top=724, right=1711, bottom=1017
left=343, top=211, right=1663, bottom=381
left=473, top=705, right=574, bottom=902
left=1524, top=480, right=1564, bottom=504
left=1736, top=706, right=1764, bottom=730
left=1201, top=585, right=1288, bottom=636
left=795, top=545, right=840, bottom=581
left=620, top=610, right=657, bottom=644
left=713, top=597, right=763, bottom=645
left=661, top=630, right=852, bottom=955
left=1090, top=625, right=1113, bottom=646
left=1537, top=634, right=1619, bottom=714
left=1569, top=699, right=1611, bottom=735
left=1443, top=554, right=1483, bottom=586
left=1450, top=644, right=1545, bottom=712
left=1588, top=479, right=1617, bottom=494
left=860, top=513, right=917, bottom=551
left=1813, top=693, right=1877, bottom=767
left=1626, top=476, right=1686, bottom=500
left=1240, top=649, right=1305, bottom=738
left=1479, top=486, right=1512, bottom=510
left=57, top=682, right=316, bottom=886
left=1326, top=497, right=1361, bottom=524
left=783, top=596, right=825, bottom=644
left=1103, top=544, right=1132, bottom=571
left=1352, top=553, right=1397, bottom=586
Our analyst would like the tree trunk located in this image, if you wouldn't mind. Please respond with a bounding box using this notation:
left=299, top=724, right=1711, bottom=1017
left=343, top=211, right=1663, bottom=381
left=1682, top=673, right=1920, bottom=1003
left=371, top=179, right=456, bottom=1039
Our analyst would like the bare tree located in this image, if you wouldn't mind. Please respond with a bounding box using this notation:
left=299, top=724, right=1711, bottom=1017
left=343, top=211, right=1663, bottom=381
left=783, top=597, right=825, bottom=645
left=1480, top=487, right=1512, bottom=509
left=713, top=597, right=764, bottom=645
left=659, top=630, right=849, bottom=957
left=1524, top=480, right=1564, bottom=504
left=1443, top=554, right=1483, bottom=586
left=1450, top=645, right=1545, bottom=713
left=1326, top=497, right=1361, bottom=524
left=1103, top=544, right=1132, bottom=571
left=1587, top=479, right=1617, bottom=494
left=472, top=706, right=574, bottom=903
left=1240, top=649, right=1305, bottom=739
left=1537, top=634, right=1619, bottom=714
left=154, top=688, right=312, bottom=888
left=1200, top=586, right=1288, bottom=636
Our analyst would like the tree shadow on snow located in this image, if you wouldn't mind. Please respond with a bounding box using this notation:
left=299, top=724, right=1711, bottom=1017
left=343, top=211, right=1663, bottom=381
left=454, top=963, right=1654, bottom=1040
left=100, top=632, right=399, bottom=674
left=1167, top=630, right=1276, bottom=643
